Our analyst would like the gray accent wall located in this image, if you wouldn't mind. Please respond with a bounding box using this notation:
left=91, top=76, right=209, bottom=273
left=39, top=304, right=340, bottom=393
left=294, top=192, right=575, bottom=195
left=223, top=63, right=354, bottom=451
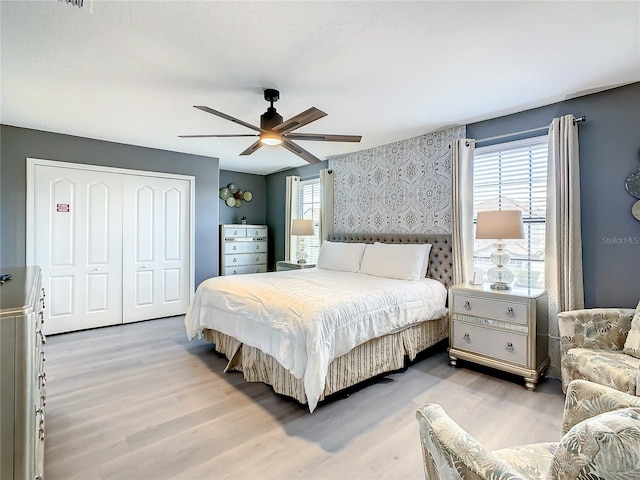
left=219, top=170, right=267, bottom=226
left=0, top=125, right=220, bottom=287
left=467, top=82, right=640, bottom=309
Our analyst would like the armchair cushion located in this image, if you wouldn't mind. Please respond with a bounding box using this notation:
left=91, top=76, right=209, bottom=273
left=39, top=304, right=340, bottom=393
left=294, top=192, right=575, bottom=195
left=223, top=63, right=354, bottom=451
left=562, top=379, right=640, bottom=435
left=622, top=300, right=640, bottom=358
left=493, top=443, right=558, bottom=480
left=548, top=407, right=640, bottom=479
left=562, top=348, right=639, bottom=396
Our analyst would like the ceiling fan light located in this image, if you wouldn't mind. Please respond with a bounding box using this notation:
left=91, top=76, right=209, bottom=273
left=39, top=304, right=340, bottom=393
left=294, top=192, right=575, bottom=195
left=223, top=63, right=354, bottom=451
left=260, top=132, right=282, bottom=146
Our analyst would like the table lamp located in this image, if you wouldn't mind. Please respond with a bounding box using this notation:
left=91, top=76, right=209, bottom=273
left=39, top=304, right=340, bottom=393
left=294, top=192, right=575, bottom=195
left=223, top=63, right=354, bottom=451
left=291, top=219, right=315, bottom=264
left=475, top=210, right=524, bottom=290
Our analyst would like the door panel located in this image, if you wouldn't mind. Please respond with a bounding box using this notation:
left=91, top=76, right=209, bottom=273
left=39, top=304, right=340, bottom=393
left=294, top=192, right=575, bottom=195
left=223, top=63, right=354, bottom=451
left=31, top=161, right=192, bottom=333
left=122, top=175, right=190, bottom=323
left=34, top=165, right=123, bottom=334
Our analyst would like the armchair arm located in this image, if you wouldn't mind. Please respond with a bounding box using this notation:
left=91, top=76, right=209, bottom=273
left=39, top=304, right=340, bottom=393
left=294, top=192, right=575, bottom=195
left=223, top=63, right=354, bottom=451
left=416, top=404, right=526, bottom=480
left=558, top=308, right=634, bottom=357
left=561, top=379, right=640, bottom=435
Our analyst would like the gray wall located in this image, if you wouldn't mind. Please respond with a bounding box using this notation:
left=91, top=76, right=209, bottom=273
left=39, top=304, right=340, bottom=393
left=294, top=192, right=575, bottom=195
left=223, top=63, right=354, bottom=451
left=467, top=82, right=640, bottom=309
left=0, top=125, right=220, bottom=287
left=265, top=161, right=328, bottom=269
left=219, top=170, right=267, bottom=226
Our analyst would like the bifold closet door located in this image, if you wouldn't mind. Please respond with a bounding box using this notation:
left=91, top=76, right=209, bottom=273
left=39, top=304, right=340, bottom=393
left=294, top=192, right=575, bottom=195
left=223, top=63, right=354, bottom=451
left=122, top=175, right=191, bottom=323
left=33, top=165, right=124, bottom=335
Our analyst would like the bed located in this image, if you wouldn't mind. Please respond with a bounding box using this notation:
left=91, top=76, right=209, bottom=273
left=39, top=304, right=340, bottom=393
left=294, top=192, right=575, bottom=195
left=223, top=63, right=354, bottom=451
left=185, top=233, right=453, bottom=411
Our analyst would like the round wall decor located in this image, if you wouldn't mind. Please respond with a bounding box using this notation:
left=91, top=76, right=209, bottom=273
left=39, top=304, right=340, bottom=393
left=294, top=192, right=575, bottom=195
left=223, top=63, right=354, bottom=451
left=220, top=183, right=253, bottom=207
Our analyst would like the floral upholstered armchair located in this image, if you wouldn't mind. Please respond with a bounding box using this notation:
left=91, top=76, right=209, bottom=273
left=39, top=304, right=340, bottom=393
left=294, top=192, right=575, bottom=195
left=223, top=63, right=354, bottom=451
left=558, top=303, right=640, bottom=395
left=416, top=379, right=640, bottom=480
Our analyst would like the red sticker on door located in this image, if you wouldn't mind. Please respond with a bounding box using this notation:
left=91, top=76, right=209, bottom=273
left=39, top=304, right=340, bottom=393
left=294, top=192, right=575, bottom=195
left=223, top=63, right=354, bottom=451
left=56, top=203, right=70, bottom=212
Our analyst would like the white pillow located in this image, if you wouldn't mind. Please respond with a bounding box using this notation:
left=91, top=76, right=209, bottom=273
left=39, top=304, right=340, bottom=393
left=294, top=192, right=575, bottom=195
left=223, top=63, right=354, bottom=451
left=360, top=243, right=431, bottom=281
left=316, top=241, right=367, bottom=273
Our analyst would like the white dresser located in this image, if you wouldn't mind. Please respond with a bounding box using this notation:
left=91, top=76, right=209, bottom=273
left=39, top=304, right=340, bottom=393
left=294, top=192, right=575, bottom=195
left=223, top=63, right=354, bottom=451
left=220, top=224, right=268, bottom=276
left=448, top=283, right=549, bottom=391
left=0, top=266, right=46, bottom=480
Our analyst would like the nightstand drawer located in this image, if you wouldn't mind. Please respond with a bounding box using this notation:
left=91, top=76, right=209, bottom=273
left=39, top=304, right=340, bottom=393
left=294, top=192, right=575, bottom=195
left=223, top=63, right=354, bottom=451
left=452, top=321, right=527, bottom=366
left=452, top=294, right=528, bottom=323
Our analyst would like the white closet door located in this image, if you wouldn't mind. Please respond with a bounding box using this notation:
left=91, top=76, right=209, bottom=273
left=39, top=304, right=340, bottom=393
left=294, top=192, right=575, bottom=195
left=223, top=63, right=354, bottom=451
left=122, top=175, right=191, bottom=323
left=33, top=165, right=123, bottom=334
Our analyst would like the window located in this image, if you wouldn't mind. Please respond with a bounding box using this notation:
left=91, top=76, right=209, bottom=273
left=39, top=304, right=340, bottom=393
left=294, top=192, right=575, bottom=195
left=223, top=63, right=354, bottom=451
left=473, top=136, right=548, bottom=289
left=299, top=178, right=321, bottom=263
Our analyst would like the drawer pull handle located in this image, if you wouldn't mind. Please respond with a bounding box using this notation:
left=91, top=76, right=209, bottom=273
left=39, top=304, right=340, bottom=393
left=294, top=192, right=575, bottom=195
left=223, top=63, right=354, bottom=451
left=463, top=333, right=471, bottom=343
left=41, top=298, right=46, bottom=309
left=506, top=342, right=514, bottom=352
left=39, top=372, right=47, bottom=388
left=232, top=270, right=238, bottom=275
left=38, top=330, right=47, bottom=345
left=233, top=230, right=238, bottom=235
left=42, top=287, right=46, bottom=298
left=506, top=307, right=515, bottom=317
left=233, top=258, right=237, bottom=262
left=463, top=301, right=471, bottom=310
left=256, top=245, right=260, bottom=250
left=256, top=257, right=260, bottom=261
left=39, top=428, right=45, bottom=441
left=41, top=351, right=46, bottom=362
left=233, top=245, right=237, bottom=250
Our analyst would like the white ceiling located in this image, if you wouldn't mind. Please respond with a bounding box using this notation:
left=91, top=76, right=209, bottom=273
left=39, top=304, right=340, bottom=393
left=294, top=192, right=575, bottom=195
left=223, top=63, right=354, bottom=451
left=2, top=1, right=639, bottom=175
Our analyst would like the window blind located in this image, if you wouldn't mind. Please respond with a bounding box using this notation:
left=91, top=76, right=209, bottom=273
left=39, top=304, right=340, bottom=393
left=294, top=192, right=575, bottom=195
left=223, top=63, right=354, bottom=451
left=473, top=136, right=548, bottom=289
left=299, top=179, right=321, bottom=263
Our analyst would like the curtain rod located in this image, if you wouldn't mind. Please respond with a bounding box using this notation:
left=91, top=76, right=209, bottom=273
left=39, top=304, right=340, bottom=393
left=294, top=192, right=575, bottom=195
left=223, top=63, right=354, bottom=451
left=467, top=116, right=586, bottom=146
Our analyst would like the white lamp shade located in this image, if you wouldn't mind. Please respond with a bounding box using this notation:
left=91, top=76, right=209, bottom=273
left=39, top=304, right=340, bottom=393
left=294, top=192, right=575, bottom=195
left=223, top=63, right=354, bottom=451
left=475, top=210, right=524, bottom=240
left=291, top=218, right=315, bottom=236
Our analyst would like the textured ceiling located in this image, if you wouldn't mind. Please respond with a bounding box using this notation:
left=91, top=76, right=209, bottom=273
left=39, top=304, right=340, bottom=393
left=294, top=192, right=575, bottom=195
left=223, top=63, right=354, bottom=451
left=2, top=1, right=639, bottom=174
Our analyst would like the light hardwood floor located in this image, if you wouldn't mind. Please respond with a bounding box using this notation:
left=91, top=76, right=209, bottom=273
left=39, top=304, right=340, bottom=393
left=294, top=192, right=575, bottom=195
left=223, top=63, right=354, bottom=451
left=44, top=316, right=565, bottom=480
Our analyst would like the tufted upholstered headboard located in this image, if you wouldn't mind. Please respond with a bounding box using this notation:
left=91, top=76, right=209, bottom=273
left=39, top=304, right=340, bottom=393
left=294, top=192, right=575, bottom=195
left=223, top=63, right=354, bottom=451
left=327, top=233, right=453, bottom=289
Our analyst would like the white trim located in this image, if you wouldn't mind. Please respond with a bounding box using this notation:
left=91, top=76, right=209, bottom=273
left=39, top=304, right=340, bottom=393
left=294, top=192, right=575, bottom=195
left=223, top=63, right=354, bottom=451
left=475, top=134, right=548, bottom=155
left=26, top=157, right=196, bottom=298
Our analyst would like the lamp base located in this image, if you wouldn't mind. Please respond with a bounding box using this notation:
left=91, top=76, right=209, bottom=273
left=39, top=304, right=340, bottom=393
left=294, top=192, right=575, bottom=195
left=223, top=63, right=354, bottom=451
left=297, top=259, right=307, bottom=264
left=489, top=282, right=511, bottom=291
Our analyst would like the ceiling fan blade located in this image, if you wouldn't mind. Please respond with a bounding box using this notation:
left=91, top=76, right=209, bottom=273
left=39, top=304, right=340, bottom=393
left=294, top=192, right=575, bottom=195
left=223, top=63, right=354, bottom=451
left=272, top=107, right=327, bottom=135
left=239, top=139, right=264, bottom=156
left=284, top=133, right=362, bottom=142
left=194, top=106, right=265, bottom=133
left=281, top=138, right=321, bottom=164
left=178, top=134, right=258, bottom=138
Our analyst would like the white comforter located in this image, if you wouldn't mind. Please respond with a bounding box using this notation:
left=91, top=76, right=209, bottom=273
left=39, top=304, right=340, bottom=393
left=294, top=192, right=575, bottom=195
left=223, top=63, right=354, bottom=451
left=185, top=268, right=447, bottom=411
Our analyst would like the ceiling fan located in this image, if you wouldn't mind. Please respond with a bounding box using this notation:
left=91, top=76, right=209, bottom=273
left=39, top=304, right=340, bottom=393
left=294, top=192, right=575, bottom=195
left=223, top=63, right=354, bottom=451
left=179, top=89, right=362, bottom=164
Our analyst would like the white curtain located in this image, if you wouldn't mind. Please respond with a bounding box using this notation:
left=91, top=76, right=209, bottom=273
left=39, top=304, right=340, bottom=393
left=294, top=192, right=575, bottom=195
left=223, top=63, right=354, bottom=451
left=285, top=176, right=300, bottom=262
left=545, top=114, right=584, bottom=378
left=319, top=169, right=335, bottom=244
left=451, top=139, right=475, bottom=285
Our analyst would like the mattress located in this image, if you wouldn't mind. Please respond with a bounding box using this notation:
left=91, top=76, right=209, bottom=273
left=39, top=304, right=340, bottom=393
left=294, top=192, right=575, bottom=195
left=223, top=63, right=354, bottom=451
left=185, top=268, right=447, bottom=411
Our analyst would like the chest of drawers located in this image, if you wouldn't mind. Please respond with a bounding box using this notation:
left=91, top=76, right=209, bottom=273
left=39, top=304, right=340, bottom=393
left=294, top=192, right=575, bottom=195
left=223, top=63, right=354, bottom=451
left=1, top=266, right=46, bottom=480
left=448, top=283, right=549, bottom=391
left=220, top=224, right=268, bottom=276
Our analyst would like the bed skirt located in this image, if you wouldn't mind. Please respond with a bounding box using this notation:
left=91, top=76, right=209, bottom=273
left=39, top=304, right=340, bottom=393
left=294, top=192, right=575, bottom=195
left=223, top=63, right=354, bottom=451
left=203, top=314, right=449, bottom=406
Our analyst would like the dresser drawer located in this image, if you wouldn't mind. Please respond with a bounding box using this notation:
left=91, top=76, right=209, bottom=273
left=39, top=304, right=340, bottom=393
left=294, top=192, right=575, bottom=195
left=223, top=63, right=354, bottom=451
left=223, top=227, right=246, bottom=238
left=224, top=241, right=267, bottom=254
left=225, top=253, right=267, bottom=266
left=452, top=321, right=527, bottom=366
left=224, top=264, right=267, bottom=276
left=246, top=227, right=267, bottom=237
left=452, top=293, right=528, bottom=323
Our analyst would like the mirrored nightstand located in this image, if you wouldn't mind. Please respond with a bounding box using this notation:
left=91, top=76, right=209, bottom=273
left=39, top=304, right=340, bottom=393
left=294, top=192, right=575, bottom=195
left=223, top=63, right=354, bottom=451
left=275, top=261, right=316, bottom=272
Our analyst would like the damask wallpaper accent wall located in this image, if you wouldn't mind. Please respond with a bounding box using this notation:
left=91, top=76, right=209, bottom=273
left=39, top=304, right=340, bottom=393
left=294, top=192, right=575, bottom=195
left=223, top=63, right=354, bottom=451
left=328, top=126, right=465, bottom=234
